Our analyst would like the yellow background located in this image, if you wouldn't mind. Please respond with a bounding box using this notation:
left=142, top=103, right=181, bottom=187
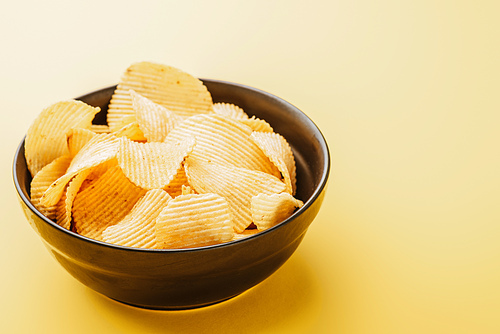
left=1, top=1, right=499, bottom=333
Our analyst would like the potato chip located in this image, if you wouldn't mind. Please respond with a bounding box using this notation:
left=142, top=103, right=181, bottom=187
left=25, top=100, right=100, bottom=177
left=130, top=90, right=182, bottom=142
left=250, top=131, right=297, bottom=195
left=240, top=116, right=274, bottom=132
left=181, top=185, right=195, bottom=195
left=66, top=128, right=96, bottom=157
left=40, top=133, right=120, bottom=207
left=56, top=169, right=92, bottom=230
left=72, top=165, right=146, bottom=240
left=117, top=137, right=195, bottom=190
left=101, top=189, right=172, bottom=248
left=107, top=62, right=213, bottom=130
left=113, top=120, right=146, bottom=141
left=184, top=157, right=287, bottom=232
left=166, top=114, right=280, bottom=177
left=213, top=102, right=248, bottom=120
left=164, top=166, right=189, bottom=197
left=30, top=155, right=72, bottom=221
left=155, top=193, right=234, bottom=249
left=251, top=192, right=303, bottom=231
left=232, top=228, right=260, bottom=241
left=91, top=124, right=110, bottom=134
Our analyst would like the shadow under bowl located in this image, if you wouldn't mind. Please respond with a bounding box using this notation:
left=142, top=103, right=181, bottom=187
left=13, top=79, right=330, bottom=310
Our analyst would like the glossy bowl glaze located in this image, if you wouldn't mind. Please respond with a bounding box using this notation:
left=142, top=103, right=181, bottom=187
left=13, top=79, right=330, bottom=310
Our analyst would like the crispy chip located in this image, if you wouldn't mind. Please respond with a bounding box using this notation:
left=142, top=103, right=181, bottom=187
left=130, top=90, right=182, bottom=142
left=30, top=155, right=72, bottom=221
left=164, top=166, right=189, bottom=197
left=117, top=137, right=195, bottom=190
left=56, top=169, right=92, bottom=230
left=91, top=124, right=110, bottom=134
left=185, top=157, right=287, bottom=232
left=101, top=189, right=172, bottom=248
left=107, top=62, right=213, bottom=130
left=240, top=116, right=274, bottom=132
left=213, top=102, right=248, bottom=120
left=250, top=131, right=297, bottom=195
left=112, top=114, right=146, bottom=141
left=166, top=114, right=280, bottom=177
left=232, top=228, right=260, bottom=241
left=40, top=133, right=120, bottom=207
left=155, top=193, right=234, bottom=249
left=72, top=165, right=146, bottom=240
left=251, top=192, right=303, bottom=231
left=66, top=128, right=96, bottom=157
left=25, top=100, right=100, bottom=177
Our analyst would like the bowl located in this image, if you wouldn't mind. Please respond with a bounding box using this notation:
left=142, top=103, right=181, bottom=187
left=13, top=79, right=330, bottom=310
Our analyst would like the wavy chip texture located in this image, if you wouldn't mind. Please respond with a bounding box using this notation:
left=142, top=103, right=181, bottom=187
left=67, top=128, right=96, bottom=157
left=185, top=157, right=287, bottom=232
left=107, top=62, right=213, bottom=130
left=101, top=189, right=172, bottom=248
left=250, top=131, right=297, bottom=195
left=251, top=192, right=303, bottom=231
left=40, top=133, right=120, bottom=207
left=118, top=137, right=195, bottom=190
left=155, top=193, right=234, bottom=249
left=72, top=165, right=146, bottom=240
left=30, top=155, right=72, bottom=221
left=213, top=102, right=248, bottom=120
left=166, top=114, right=280, bottom=177
left=131, top=90, right=182, bottom=142
left=56, top=169, right=92, bottom=230
left=25, top=100, right=100, bottom=177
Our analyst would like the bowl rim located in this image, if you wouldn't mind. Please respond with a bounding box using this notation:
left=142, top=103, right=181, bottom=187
left=12, top=78, right=330, bottom=253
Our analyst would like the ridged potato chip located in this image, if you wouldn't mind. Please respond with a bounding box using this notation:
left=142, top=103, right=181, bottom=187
left=107, top=62, right=213, bottom=130
left=130, top=90, right=182, bottom=142
left=155, top=193, right=234, bottom=249
left=251, top=192, right=303, bottom=231
left=72, top=165, right=146, bottom=240
left=91, top=124, right=110, bottom=134
left=30, top=155, right=72, bottom=221
left=40, top=133, right=120, bottom=207
left=164, top=166, right=189, bottom=197
left=213, top=102, right=248, bottom=120
left=117, top=137, right=195, bottom=190
left=166, top=114, right=280, bottom=177
left=240, top=116, right=274, bottom=132
left=55, top=169, right=92, bottom=230
left=250, top=131, right=297, bottom=195
left=66, top=128, right=96, bottom=157
left=232, top=228, right=259, bottom=241
left=101, top=189, right=172, bottom=248
left=25, top=100, right=100, bottom=177
left=113, top=119, right=146, bottom=142
left=185, top=157, right=287, bottom=232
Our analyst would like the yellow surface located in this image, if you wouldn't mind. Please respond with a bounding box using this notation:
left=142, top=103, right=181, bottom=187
left=1, top=1, right=499, bottom=333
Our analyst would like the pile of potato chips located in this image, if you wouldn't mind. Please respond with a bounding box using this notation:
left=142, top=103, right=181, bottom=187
left=25, top=61, right=303, bottom=249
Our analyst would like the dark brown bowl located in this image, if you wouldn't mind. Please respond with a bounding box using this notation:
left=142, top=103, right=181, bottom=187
left=13, top=79, right=330, bottom=310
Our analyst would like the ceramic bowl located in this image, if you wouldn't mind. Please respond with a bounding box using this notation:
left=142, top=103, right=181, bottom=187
left=13, top=79, right=330, bottom=310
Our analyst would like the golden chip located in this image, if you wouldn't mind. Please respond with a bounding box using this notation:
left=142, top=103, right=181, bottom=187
left=251, top=192, right=303, bottom=231
left=30, top=155, right=72, bottom=221
left=212, top=102, right=248, bottom=120
left=66, top=128, right=96, bottom=157
left=101, top=189, right=172, bottom=248
left=240, top=116, right=274, bottom=132
left=40, top=133, right=120, bottom=207
left=72, top=165, right=146, bottom=240
left=107, top=61, right=213, bottom=130
left=91, top=124, right=110, bottom=134
left=232, top=228, right=260, bottom=241
left=250, top=131, right=297, bottom=195
left=184, top=157, right=287, bottom=232
left=25, top=100, right=100, bottom=177
left=164, top=166, right=189, bottom=197
left=55, top=168, right=92, bottom=230
left=117, top=136, right=195, bottom=190
left=130, top=90, right=182, bottom=142
left=155, top=193, right=234, bottom=249
left=166, top=114, right=280, bottom=177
